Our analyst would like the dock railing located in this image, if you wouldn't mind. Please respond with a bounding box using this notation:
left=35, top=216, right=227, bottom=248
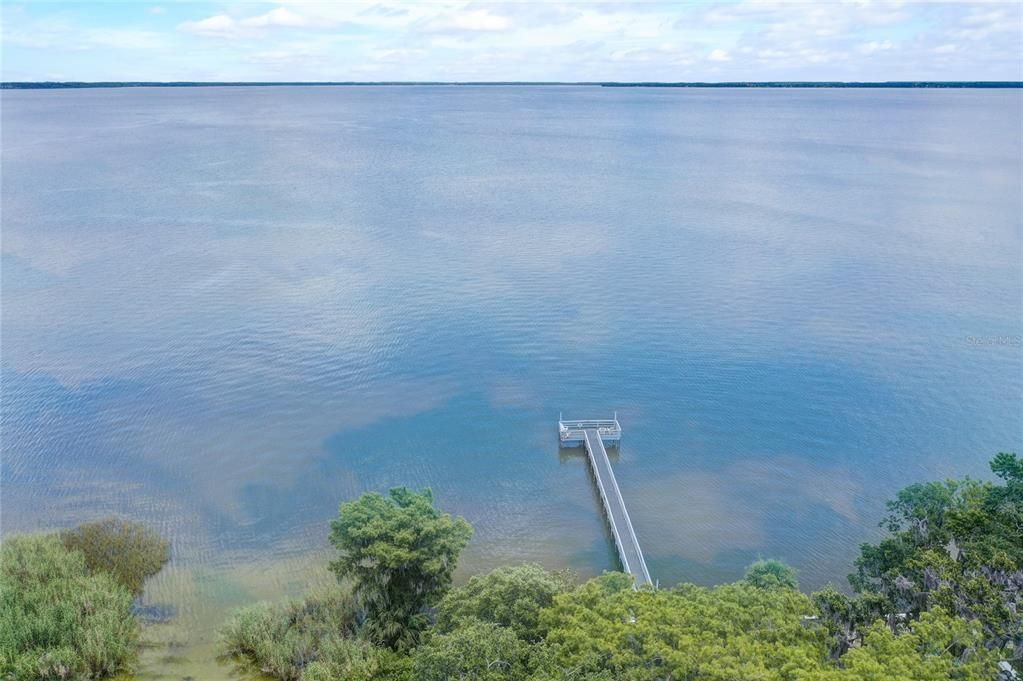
left=559, top=414, right=651, bottom=588
left=594, top=434, right=651, bottom=586
left=559, top=413, right=621, bottom=443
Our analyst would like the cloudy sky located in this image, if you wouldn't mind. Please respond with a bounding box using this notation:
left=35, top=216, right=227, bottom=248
left=2, top=1, right=1021, bottom=82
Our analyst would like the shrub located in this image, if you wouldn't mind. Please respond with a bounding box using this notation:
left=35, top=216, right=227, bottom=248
left=0, top=534, right=139, bottom=679
left=413, top=618, right=537, bottom=681
left=61, top=518, right=170, bottom=595
left=301, top=638, right=387, bottom=681
left=219, top=587, right=362, bottom=680
left=436, top=564, right=573, bottom=641
left=744, top=558, right=799, bottom=589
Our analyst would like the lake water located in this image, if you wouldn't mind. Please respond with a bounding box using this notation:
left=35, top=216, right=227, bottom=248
left=2, top=86, right=1021, bottom=677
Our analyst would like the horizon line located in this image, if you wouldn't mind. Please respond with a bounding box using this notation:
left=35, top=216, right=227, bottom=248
left=3, top=80, right=1022, bottom=90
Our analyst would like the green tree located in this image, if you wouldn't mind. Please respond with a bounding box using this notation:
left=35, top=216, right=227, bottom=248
left=811, top=585, right=890, bottom=659
left=537, top=573, right=1003, bottom=680
left=413, top=618, right=537, bottom=681
left=436, top=564, right=572, bottom=642
left=0, top=534, right=139, bottom=680
left=540, top=573, right=829, bottom=680
left=61, top=517, right=170, bottom=595
left=329, top=487, right=473, bottom=649
left=849, top=453, right=1022, bottom=661
left=744, top=558, right=799, bottom=589
left=814, top=608, right=1002, bottom=680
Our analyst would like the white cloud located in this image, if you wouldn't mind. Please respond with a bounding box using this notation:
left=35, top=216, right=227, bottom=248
left=950, top=6, right=1021, bottom=40
left=179, top=14, right=238, bottom=37
left=453, top=10, right=511, bottom=31
left=5, top=1, right=1022, bottom=81
left=425, top=9, right=512, bottom=32
left=2, top=17, right=167, bottom=52
left=368, top=48, right=427, bottom=62
left=242, top=8, right=309, bottom=29
left=149, top=6, right=165, bottom=15
left=857, top=40, right=893, bottom=55
left=611, top=45, right=695, bottom=67
left=180, top=6, right=320, bottom=38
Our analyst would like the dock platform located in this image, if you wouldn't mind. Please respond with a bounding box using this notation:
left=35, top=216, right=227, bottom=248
left=560, top=415, right=652, bottom=588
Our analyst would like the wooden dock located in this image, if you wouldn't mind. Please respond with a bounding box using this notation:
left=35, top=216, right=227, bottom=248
left=560, top=416, right=652, bottom=588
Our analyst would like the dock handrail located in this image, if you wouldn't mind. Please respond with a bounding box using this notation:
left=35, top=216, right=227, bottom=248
left=599, top=445, right=651, bottom=585
left=559, top=416, right=621, bottom=437
left=564, top=418, right=651, bottom=588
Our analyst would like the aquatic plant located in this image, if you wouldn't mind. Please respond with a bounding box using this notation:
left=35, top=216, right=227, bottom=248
left=61, top=517, right=170, bottom=596
left=219, top=587, right=368, bottom=681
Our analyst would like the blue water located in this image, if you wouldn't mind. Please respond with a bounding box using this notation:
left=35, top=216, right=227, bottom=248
left=2, top=86, right=1021, bottom=672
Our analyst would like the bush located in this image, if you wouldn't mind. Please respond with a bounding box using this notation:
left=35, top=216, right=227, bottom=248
left=61, top=518, right=170, bottom=595
left=0, top=534, right=139, bottom=679
left=744, top=559, right=799, bottom=589
left=436, top=564, right=572, bottom=641
left=413, top=618, right=537, bottom=681
left=219, top=587, right=363, bottom=680
left=301, top=638, right=391, bottom=681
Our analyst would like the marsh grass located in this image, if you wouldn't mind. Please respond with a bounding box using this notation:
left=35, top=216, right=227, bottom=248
left=218, top=587, right=391, bottom=680
left=0, top=535, right=139, bottom=679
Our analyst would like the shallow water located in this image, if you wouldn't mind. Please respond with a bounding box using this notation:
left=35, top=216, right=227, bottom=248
left=2, top=86, right=1021, bottom=676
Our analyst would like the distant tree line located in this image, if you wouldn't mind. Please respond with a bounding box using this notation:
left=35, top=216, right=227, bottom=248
left=3, top=81, right=1021, bottom=90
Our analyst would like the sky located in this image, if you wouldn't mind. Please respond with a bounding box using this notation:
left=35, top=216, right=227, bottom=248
left=2, top=1, right=1021, bottom=82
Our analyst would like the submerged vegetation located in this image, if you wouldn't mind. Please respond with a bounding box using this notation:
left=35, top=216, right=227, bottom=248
left=0, top=520, right=168, bottom=680
left=60, top=518, right=170, bottom=596
left=2, top=455, right=1018, bottom=680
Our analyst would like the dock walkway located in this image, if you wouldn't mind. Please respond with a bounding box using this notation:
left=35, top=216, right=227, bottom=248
left=560, top=416, right=652, bottom=588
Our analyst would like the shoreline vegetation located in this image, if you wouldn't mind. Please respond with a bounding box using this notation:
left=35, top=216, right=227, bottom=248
left=2, top=454, right=1019, bottom=680
left=1, top=520, right=170, bottom=679
left=2, top=81, right=1022, bottom=90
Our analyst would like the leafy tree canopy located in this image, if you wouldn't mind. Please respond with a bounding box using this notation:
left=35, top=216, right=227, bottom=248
left=849, top=453, right=1022, bottom=660
left=814, top=608, right=1003, bottom=681
left=537, top=573, right=1003, bottom=681
left=744, top=558, right=800, bottom=590
left=216, top=454, right=1019, bottom=681
left=436, top=564, right=573, bottom=642
left=413, top=618, right=541, bottom=681
left=540, top=574, right=829, bottom=680
left=329, top=487, right=473, bottom=649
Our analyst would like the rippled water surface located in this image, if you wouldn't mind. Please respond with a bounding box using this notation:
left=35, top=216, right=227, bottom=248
left=3, top=86, right=1021, bottom=677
